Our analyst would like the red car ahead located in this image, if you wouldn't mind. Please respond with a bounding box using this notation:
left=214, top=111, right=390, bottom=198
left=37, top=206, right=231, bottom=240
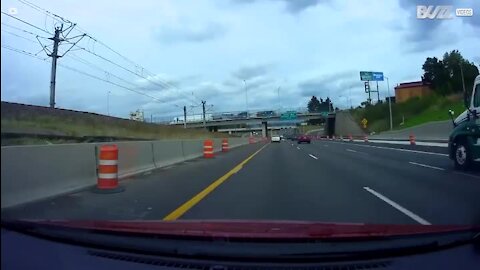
left=297, top=134, right=311, bottom=144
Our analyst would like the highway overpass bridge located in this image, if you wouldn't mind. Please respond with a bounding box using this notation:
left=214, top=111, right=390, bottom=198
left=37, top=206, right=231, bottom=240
left=169, top=112, right=336, bottom=136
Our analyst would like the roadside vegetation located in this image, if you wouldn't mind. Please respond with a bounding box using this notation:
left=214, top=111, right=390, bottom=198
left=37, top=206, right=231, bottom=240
left=1, top=103, right=228, bottom=145
left=351, top=50, right=478, bottom=134
left=350, top=94, right=465, bottom=133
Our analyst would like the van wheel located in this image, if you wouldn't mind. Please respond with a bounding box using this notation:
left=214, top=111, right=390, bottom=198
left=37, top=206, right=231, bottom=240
left=454, top=140, right=471, bottom=170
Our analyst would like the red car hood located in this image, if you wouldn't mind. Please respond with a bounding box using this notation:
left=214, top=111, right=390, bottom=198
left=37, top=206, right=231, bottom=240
left=30, top=220, right=478, bottom=240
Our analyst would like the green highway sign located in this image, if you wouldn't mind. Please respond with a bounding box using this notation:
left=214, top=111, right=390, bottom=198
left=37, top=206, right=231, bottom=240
left=360, top=71, right=373, bottom=81
left=360, top=71, right=384, bottom=81
left=280, top=111, right=297, bottom=120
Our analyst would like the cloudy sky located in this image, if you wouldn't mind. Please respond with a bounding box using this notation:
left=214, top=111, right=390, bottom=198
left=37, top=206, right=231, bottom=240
left=1, top=0, right=479, bottom=120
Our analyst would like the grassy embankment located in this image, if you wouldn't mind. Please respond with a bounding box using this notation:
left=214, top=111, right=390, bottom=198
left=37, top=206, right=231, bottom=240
left=2, top=109, right=227, bottom=145
left=350, top=94, right=465, bottom=133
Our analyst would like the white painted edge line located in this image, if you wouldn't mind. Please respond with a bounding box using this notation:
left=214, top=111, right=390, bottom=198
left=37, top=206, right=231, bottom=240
left=324, top=145, right=329, bottom=147
left=296, top=147, right=300, bottom=150
left=308, top=154, right=318, bottom=160
left=346, top=149, right=357, bottom=153
left=363, top=187, right=431, bottom=225
left=409, top=161, right=445, bottom=171
left=352, top=139, right=447, bottom=147
left=332, top=141, right=448, bottom=157
left=369, top=140, right=448, bottom=148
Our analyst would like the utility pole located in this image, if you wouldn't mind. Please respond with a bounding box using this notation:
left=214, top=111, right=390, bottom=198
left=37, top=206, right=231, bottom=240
left=39, top=22, right=84, bottom=109
left=459, top=63, right=467, bottom=105
left=49, top=26, right=62, bottom=108
left=202, top=100, right=207, bottom=129
left=386, top=77, right=393, bottom=131
left=183, top=106, right=187, bottom=129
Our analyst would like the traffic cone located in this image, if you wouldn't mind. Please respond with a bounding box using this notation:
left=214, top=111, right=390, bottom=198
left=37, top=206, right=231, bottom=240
left=409, top=134, right=416, bottom=145
left=94, top=144, right=124, bottom=193
left=203, top=139, right=214, bottom=158
left=364, top=135, right=369, bottom=142
left=221, top=138, right=229, bottom=152
left=349, top=134, right=353, bottom=142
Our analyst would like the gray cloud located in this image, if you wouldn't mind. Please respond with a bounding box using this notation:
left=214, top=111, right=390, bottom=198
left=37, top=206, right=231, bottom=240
left=154, top=21, right=227, bottom=43
left=231, top=0, right=327, bottom=13
left=232, top=64, right=271, bottom=80
left=298, top=71, right=357, bottom=97
left=397, top=0, right=479, bottom=52
left=278, top=0, right=325, bottom=13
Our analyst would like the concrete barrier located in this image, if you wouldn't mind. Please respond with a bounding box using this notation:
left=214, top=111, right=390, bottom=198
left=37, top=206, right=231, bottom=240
left=212, top=138, right=223, bottom=153
left=102, top=141, right=155, bottom=178
left=229, top=138, right=248, bottom=148
left=152, top=140, right=185, bottom=168
left=181, top=140, right=204, bottom=160
left=2, top=137, right=251, bottom=209
left=1, top=144, right=97, bottom=208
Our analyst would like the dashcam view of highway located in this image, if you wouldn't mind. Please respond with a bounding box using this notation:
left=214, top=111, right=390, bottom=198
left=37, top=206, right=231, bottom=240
left=1, top=0, right=480, bottom=268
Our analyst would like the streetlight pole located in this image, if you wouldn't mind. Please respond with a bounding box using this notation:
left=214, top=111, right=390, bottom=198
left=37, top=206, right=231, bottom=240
left=107, top=91, right=111, bottom=116
left=243, top=80, right=248, bottom=112
left=277, top=86, right=280, bottom=110
left=386, top=77, right=393, bottom=131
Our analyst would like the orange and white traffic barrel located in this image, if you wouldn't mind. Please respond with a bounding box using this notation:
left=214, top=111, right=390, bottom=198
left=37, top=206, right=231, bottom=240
left=94, top=145, right=124, bottom=193
left=204, top=139, right=214, bottom=158
left=222, top=138, right=229, bottom=152
left=410, top=134, right=416, bottom=145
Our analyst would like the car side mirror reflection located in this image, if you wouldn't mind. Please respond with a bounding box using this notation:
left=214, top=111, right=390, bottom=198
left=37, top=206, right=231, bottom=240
left=448, top=109, right=456, bottom=127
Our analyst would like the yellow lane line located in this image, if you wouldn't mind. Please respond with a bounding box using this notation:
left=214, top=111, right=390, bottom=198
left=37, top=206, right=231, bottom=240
left=162, top=143, right=270, bottom=221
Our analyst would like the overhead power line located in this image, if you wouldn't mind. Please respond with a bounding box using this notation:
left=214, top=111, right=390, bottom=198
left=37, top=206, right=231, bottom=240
left=5, top=1, right=201, bottom=108
left=1, top=44, right=47, bottom=60
left=67, top=41, right=201, bottom=105
left=1, top=29, right=38, bottom=43
left=16, top=0, right=73, bottom=24
left=2, top=44, right=179, bottom=107
left=1, top=22, right=49, bottom=38
left=1, top=11, right=52, bottom=35
left=14, top=0, right=199, bottom=104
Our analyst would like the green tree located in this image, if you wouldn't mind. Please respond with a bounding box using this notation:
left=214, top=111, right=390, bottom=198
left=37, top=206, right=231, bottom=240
left=308, top=96, right=321, bottom=112
left=422, top=50, right=479, bottom=97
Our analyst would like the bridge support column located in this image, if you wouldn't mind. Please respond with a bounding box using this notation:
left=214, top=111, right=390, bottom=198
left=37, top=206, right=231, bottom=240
left=262, top=121, right=268, bottom=138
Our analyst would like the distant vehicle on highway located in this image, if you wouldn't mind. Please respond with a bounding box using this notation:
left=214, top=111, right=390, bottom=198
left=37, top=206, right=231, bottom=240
left=256, top=110, right=275, bottom=118
left=297, top=134, right=311, bottom=144
left=271, top=135, right=281, bottom=143
left=236, top=111, right=248, bottom=119
left=448, top=74, right=480, bottom=170
left=212, top=113, right=235, bottom=120
left=170, top=114, right=212, bottom=124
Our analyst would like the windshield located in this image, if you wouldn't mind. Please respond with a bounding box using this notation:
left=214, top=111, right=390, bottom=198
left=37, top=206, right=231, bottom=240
left=1, top=0, right=480, bottom=245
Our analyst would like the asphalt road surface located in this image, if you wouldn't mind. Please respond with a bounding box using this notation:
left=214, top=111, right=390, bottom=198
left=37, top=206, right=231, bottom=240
left=2, top=140, right=480, bottom=225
